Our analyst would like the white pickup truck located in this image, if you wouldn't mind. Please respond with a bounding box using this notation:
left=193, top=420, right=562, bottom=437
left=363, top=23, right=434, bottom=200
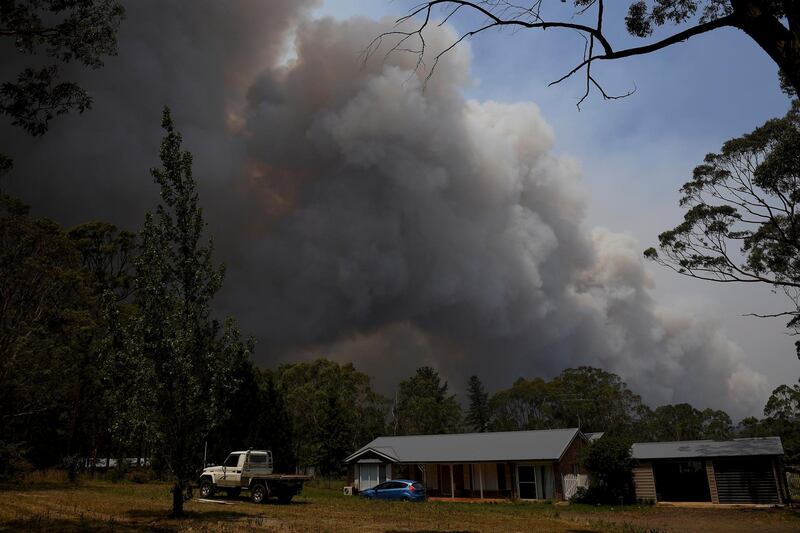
left=197, top=449, right=310, bottom=504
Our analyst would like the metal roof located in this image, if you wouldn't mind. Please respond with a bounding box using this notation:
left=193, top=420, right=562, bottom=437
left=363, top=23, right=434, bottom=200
left=345, top=428, right=582, bottom=464
left=631, top=437, right=783, bottom=460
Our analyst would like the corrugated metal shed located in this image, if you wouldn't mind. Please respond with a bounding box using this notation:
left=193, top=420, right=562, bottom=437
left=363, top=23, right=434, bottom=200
left=345, top=428, right=581, bottom=464
left=632, top=437, right=783, bottom=460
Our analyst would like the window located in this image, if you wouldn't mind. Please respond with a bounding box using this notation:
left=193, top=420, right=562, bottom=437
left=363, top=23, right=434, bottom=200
left=411, top=482, right=425, bottom=491
left=249, top=454, right=267, bottom=464
left=223, top=454, right=240, bottom=467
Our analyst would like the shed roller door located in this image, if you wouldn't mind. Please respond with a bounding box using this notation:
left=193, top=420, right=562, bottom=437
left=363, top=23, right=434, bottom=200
left=713, top=459, right=779, bottom=504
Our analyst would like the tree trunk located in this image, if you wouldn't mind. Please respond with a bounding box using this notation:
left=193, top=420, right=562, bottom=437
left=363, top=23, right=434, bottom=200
left=171, top=482, right=184, bottom=517
left=733, top=0, right=800, bottom=95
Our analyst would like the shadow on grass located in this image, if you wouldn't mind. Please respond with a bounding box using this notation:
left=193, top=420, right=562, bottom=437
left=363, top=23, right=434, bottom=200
left=0, top=515, right=176, bottom=532
left=216, top=495, right=310, bottom=506
left=0, top=482, right=84, bottom=493
left=383, top=530, right=605, bottom=533
left=384, top=531, right=480, bottom=533
left=125, top=508, right=252, bottom=522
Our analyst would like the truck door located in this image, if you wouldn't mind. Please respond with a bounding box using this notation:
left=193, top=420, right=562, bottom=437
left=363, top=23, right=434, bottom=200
left=220, top=453, right=242, bottom=487
left=226, top=453, right=246, bottom=487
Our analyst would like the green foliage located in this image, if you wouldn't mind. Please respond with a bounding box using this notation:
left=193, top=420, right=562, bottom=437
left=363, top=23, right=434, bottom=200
left=576, top=437, right=635, bottom=504
left=489, top=367, right=646, bottom=436
left=465, top=375, right=490, bottom=432
left=549, top=367, right=645, bottom=434
left=0, top=0, right=124, bottom=136
left=204, top=365, right=297, bottom=472
left=625, top=1, right=734, bottom=38
left=637, top=403, right=733, bottom=441
left=647, top=100, right=800, bottom=357
left=275, top=359, right=388, bottom=476
left=67, top=221, right=136, bottom=300
left=394, top=366, right=462, bottom=435
left=0, top=193, right=103, bottom=472
left=490, top=376, right=554, bottom=431
left=103, top=108, right=252, bottom=515
left=757, top=380, right=800, bottom=464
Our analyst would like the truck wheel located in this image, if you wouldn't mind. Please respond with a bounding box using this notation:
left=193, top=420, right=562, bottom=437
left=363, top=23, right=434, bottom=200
left=226, top=488, right=241, bottom=499
left=251, top=483, right=266, bottom=504
left=277, top=492, right=293, bottom=504
left=199, top=479, right=214, bottom=498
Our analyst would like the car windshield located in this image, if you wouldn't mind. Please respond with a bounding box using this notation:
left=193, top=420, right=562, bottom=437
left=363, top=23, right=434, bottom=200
left=412, top=483, right=425, bottom=491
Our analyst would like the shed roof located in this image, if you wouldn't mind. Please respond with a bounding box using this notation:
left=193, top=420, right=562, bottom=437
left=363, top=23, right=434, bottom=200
left=345, top=428, right=582, bottom=464
left=631, top=437, right=783, bottom=460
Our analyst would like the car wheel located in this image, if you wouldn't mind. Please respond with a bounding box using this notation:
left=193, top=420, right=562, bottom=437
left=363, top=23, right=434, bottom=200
left=226, top=488, right=241, bottom=499
left=199, top=479, right=214, bottom=498
left=401, top=496, right=411, bottom=502
left=251, top=483, right=266, bottom=504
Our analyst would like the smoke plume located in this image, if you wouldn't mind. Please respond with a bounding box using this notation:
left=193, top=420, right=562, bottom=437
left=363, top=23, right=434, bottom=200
left=0, top=1, right=768, bottom=417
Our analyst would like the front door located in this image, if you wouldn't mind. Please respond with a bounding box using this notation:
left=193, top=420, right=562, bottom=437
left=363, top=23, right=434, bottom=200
left=358, top=463, right=380, bottom=491
left=517, top=466, right=537, bottom=499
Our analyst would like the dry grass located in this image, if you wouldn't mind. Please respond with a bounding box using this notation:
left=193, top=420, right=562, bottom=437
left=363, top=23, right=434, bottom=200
left=1, top=478, right=799, bottom=533
left=19, top=469, right=70, bottom=485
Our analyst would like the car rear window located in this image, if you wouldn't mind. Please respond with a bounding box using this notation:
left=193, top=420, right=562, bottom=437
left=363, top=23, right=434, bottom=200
left=249, top=454, right=267, bottom=463
left=412, top=483, right=425, bottom=491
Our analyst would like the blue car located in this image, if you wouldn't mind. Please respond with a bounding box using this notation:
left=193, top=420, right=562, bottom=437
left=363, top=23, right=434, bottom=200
left=360, top=479, right=426, bottom=501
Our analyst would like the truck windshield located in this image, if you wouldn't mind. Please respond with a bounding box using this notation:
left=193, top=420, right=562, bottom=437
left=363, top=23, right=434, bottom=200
left=223, top=453, right=240, bottom=467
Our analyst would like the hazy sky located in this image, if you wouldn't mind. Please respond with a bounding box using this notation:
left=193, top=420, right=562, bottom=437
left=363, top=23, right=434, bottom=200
left=317, top=0, right=797, bottom=401
left=2, top=0, right=797, bottom=418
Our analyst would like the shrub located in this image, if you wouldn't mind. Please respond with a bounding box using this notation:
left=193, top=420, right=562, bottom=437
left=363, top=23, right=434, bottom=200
left=577, top=436, right=635, bottom=504
left=0, top=441, right=33, bottom=482
left=129, top=469, right=154, bottom=484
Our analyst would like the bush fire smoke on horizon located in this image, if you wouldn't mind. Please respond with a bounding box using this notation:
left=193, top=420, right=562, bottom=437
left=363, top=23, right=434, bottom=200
left=1, top=0, right=768, bottom=418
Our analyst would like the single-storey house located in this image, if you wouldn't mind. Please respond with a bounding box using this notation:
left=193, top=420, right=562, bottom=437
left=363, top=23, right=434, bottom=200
left=631, top=437, right=789, bottom=504
left=344, top=428, right=588, bottom=501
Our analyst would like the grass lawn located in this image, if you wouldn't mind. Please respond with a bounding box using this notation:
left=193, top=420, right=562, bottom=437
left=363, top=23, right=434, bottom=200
left=2, top=479, right=799, bottom=533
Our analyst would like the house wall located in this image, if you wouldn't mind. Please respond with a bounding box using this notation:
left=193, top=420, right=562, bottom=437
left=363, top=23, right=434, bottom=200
left=632, top=462, right=656, bottom=503
left=636, top=456, right=783, bottom=505
left=553, top=435, right=585, bottom=501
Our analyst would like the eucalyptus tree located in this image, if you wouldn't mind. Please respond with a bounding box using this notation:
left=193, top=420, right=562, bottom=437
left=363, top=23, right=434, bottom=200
left=646, top=101, right=800, bottom=356
left=275, top=359, right=388, bottom=475
left=0, top=0, right=124, bottom=173
left=377, top=1, right=799, bottom=106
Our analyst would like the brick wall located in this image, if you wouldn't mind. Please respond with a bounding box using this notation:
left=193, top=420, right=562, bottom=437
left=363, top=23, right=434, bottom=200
left=554, top=435, right=585, bottom=501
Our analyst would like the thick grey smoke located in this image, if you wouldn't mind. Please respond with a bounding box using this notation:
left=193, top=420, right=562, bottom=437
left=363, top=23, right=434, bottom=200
left=1, top=1, right=768, bottom=417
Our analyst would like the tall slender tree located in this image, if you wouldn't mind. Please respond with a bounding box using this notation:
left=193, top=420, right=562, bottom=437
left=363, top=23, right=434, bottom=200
left=108, top=108, right=252, bottom=517
left=465, top=375, right=490, bottom=432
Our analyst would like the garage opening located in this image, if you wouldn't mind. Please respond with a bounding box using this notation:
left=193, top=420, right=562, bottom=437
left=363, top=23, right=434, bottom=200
left=653, top=460, right=710, bottom=502
left=713, top=458, right=779, bottom=504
